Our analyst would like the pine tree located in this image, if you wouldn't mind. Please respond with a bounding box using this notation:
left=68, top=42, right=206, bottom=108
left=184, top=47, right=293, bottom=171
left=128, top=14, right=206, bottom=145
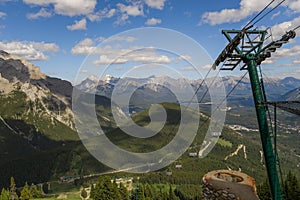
left=0, top=188, right=10, bottom=200
left=10, top=177, right=18, bottom=200
left=168, top=185, right=177, bottom=200
left=137, top=183, right=145, bottom=200
left=20, top=183, right=32, bottom=200
left=81, top=188, right=87, bottom=199
left=144, top=184, right=154, bottom=199
left=90, top=184, right=95, bottom=199
left=29, top=184, right=41, bottom=198
left=284, top=171, right=300, bottom=200
left=112, top=179, right=121, bottom=200
left=93, top=176, right=117, bottom=200
left=119, top=183, right=129, bottom=200
left=257, top=179, right=271, bottom=200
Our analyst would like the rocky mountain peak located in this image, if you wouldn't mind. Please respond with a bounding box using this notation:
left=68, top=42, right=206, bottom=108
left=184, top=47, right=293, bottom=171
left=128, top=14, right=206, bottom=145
left=0, top=50, right=46, bottom=82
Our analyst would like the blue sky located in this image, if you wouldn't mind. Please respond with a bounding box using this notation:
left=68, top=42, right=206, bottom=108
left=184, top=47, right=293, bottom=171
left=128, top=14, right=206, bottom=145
left=0, top=0, right=300, bottom=82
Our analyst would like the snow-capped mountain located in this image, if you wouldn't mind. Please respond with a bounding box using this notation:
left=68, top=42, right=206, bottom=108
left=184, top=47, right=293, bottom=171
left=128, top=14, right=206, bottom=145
left=76, top=74, right=300, bottom=108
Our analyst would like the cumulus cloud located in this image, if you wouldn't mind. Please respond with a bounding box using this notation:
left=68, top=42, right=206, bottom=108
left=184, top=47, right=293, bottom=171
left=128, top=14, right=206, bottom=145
left=71, top=37, right=171, bottom=65
left=0, top=12, right=6, bottom=18
left=0, top=41, right=59, bottom=61
left=180, top=64, right=211, bottom=71
left=145, top=17, right=162, bottom=25
left=200, top=0, right=271, bottom=25
left=26, top=8, right=52, bottom=19
left=274, top=45, right=300, bottom=58
left=88, top=7, right=116, bottom=22
left=93, top=55, right=128, bottom=65
left=104, top=36, right=136, bottom=43
left=113, top=2, right=144, bottom=25
left=260, top=45, right=300, bottom=66
left=288, top=0, right=300, bottom=12
left=23, top=0, right=97, bottom=17
left=67, top=18, right=87, bottom=31
left=71, top=36, right=136, bottom=54
left=117, top=3, right=144, bottom=17
left=268, top=16, right=300, bottom=40
left=200, top=0, right=300, bottom=25
left=144, top=0, right=166, bottom=10
left=180, top=66, right=194, bottom=71
left=177, top=55, right=192, bottom=61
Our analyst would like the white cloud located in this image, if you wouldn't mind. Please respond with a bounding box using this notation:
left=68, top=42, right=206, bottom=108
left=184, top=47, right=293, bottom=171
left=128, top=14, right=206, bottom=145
left=71, top=38, right=96, bottom=54
left=268, top=16, right=300, bottom=40
left=181, top=64, right=211, bottom=71
left=145, top=17, right=162, bottom=25
left=200, top=0, right=300, bottom=26
left=114, top=14, right=129, bottom=26
left=0, top=12, right=6, bottom=18
left=292, top=59, right=300, bottom=64
left=23, top=0, right=54, bottom=6
left=71, top=36, right=136, bottom=54
left=180, top=66, right=194, bottom=71
left=261, top=45, right=300, bottom=66
left=113, top=2, right=143, bottom=25
left=67, top=18, right=87, bottom=31
left=0, top=41, right=59, bottom=61
left=201, top=0, right=270, bottom=25
left=71, top=38, right=171, bottom=65
left=23, top=0, right=97, bottom=17
left=131, top=54, right=170, bottom=63
left=144, top=0, right=166, bottom=10
left=199, top=64, right=212, bottom=70
left=177, top=55, right=192, bottom=61
left=117, top=3, right=144, bottom=17
left=26, top=8, right=52, bottom=19
left=88, top=8, right=116, bottom=22
left=288, top=0, right=300, bottom=12
left=104, top=36, right=136, bottom=43
left=271, top=11, right=281, bottom=20
left=93, top=55, right=128, bottom=65
left=274, top=45, right=300, bottom=58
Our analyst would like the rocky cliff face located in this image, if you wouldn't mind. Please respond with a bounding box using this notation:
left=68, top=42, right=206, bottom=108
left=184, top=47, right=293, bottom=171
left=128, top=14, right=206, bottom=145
left=0, top=50, right=75, bottom=140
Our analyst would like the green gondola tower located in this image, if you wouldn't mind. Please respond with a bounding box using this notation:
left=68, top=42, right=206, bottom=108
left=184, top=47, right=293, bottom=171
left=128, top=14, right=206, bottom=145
left=212, top=27, right=296, bottom=200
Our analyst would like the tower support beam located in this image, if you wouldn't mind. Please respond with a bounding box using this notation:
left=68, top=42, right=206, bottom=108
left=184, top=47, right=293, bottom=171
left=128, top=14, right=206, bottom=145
left=247, top=58, right=282, bottom=200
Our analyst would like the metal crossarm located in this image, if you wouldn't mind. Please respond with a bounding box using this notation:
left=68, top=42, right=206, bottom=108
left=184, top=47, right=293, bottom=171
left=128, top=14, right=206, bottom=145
left=213, top=27, right=297, bottom=200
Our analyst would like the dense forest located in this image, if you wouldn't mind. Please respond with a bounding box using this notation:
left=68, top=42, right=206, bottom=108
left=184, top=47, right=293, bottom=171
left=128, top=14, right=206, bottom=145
left=1, top=172, right=299, bottom=200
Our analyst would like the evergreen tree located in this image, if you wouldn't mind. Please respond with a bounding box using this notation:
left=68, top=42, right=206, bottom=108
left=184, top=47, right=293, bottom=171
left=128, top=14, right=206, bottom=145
left=257, top=179, right=271, bottom=200
left=81, top=188, right=87, bottom=199
left=168, top=185, right=177, bottom=200
left=136, top=183, right=145, bottom=200
left=20, top=183, right=32, bottom=200
left=144, top=184, right=154, bottom=199
left=92, top=176, right=117, bottom=200
left=284, top=171, right=300, bottom=200
left=112, top=179, right=121, bottom=200
left=29, top=184, right=42, bottom=198
left=119, top=183, right=129, bottom=200
left=10, top=177, right=18, bottom=200
left=0, top=188, right=10, bottom=200
left=90, top=184, right=95, bottom=199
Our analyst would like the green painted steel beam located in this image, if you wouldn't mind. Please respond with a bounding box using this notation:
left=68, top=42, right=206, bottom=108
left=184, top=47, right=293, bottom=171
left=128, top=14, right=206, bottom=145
left=247, top=58, right=282, bottom=200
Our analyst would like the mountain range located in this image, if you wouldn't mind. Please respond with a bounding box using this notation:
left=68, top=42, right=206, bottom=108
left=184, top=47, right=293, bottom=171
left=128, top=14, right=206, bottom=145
left=77, top=74, right=300, bottom=108
left=0, top=50, right=299, bottom=188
